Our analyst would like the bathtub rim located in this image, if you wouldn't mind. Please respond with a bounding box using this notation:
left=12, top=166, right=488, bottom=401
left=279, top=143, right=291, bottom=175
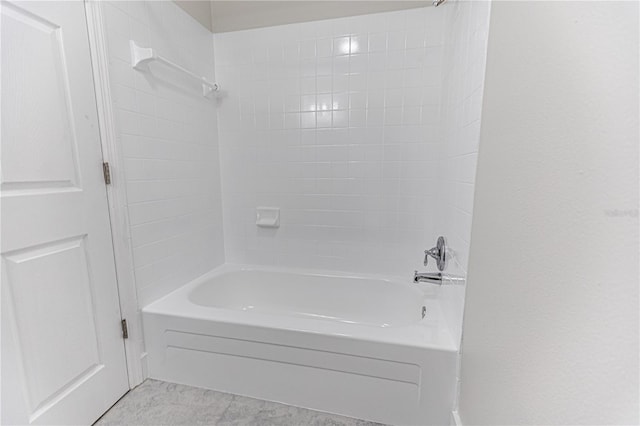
left=142, top=263, right=458, bottom=352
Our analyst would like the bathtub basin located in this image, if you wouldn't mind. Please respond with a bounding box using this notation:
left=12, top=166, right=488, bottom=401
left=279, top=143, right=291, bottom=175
left=142, top=264, right=457, bottom=425
left=188, top=269, right=426, bottom=327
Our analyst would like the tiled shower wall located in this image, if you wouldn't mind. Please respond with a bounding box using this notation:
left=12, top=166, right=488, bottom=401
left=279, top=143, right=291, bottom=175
left=101, top=0, right=490, bottom=346
left=103, top=1, right=224, bottom=306
left=437, top=1, right=491, bottom=343
left=215, top=8, right=447, bottom=276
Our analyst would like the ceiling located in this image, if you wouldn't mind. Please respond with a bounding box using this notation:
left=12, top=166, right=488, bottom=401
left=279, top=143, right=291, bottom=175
left=175, top=1, right=431, bottom=33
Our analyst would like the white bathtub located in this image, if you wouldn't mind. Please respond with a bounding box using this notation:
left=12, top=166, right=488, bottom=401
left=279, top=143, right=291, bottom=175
left=142, top=265, right=458, bottom=425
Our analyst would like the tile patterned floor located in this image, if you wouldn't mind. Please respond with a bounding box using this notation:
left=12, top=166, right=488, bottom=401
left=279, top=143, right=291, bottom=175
left=95, top=379, right=386, bottom=426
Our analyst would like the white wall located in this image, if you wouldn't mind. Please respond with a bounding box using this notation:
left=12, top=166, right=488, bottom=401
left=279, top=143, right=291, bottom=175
left=102, top=1, right=225, bottom=306
left=214, top=8, right=447, bottom=277
left=437, top=0, right=491, bottom=345
left=459, top=1, right=639, bottom=424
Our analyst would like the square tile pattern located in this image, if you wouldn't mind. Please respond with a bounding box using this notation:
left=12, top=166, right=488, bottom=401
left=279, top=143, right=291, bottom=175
left=103, top=1, right=225, bottom=307
left=95, top=380, right=385, bottom=426
left=215, top=8, right=447, bottom=277
left=436, top=0, right=491, bottom=344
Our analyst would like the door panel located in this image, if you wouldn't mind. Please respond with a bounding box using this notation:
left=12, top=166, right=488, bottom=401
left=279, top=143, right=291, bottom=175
left=1, top=1, right=129, bottom=424
left=1, top=1, right=80, bottom=192
left=4, top=236, right=101, bottom=413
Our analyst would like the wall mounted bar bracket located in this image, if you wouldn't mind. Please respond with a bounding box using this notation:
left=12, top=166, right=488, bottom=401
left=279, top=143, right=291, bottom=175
left=130, top=40, right=219, bottom=98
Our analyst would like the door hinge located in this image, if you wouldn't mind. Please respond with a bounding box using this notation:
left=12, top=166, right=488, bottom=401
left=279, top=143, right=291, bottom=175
left=103, top=162, right=111, bottom=185
left=121, top=319, right=129, bottom=339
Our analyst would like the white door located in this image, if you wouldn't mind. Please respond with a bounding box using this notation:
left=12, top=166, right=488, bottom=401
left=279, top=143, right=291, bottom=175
left=1, top=1, right=129, bottom=424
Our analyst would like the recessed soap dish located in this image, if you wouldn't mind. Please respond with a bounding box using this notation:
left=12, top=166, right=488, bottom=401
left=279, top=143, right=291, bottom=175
left=256, top=207, right=280, bottom=228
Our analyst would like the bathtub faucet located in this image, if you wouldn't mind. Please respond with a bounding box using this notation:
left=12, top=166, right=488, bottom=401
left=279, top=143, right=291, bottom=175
left=414, top=236, right=448, bottom=284
left=413, top=271, right=443, bottom=284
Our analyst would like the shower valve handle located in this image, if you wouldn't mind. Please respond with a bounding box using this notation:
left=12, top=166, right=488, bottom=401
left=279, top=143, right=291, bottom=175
left=423, top=247, right=440, bottom=267
left=422, top=236, right=448, bottom=271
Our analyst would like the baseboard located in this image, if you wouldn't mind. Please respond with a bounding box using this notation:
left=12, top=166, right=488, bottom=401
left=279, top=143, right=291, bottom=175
left=140, top=352, right=149, bottom=381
